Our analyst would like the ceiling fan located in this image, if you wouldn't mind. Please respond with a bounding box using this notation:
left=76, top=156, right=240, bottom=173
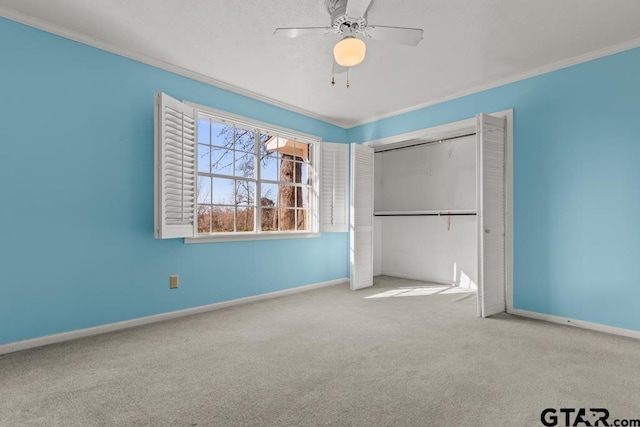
left=274, top=0, right=424, bottom=71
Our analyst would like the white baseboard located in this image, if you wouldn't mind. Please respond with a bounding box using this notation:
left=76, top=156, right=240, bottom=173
left=508, top=308, right=640, bottom=340
left=0, top=278, right=348, bottom=356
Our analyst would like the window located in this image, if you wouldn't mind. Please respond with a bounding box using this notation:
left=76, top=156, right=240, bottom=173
left=195, top=114, right=317, bottom=236
left=154, top=93, right=347, bottom=241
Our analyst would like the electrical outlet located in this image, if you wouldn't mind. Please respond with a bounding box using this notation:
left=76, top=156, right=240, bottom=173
left=169, top=275, right=179, bottom=289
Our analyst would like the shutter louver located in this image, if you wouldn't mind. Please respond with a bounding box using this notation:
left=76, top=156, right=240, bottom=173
left=320, top=142, right=349, bottom=232
left=154, top=93, right=197, bottom=239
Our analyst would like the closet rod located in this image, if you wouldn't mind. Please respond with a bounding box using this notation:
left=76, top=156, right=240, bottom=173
left=375, top=132, right=476, bottom=154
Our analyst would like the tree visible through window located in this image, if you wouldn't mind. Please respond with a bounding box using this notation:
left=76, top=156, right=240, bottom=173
left=196, top=114, right=314, bottom=235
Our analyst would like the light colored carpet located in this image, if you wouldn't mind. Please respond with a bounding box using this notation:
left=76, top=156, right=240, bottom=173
left=2, top=276, right=640, bottom=426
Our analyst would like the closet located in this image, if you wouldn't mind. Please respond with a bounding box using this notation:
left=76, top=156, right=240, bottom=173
left=373, top=134, right=478, bottom=288
left=359, top=113, right=509, bottom=317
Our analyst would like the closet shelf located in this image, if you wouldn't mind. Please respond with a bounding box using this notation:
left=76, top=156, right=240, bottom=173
left=374, top=210, right=477, bottom=217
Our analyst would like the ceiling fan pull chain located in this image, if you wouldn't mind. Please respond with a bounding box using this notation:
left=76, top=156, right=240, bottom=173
left=346, top=67, right=350, bottom=88
left=331, top=62, right=336, bottom=86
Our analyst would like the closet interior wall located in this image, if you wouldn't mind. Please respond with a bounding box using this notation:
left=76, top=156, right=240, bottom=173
left=373, top=135, right=478, bottom=287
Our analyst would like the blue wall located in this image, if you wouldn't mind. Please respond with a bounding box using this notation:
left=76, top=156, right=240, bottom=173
left=0, top=18, right=349, bottom=344
left=350, top=48, right=640, bottom=332
left=3, top=15, right=640, bottom=344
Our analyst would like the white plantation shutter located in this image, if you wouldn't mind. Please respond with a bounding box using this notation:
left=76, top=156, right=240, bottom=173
left=320, top=142, right=349, bottom=232
left=154, top=93, right=197, bottom=239
left=477, top=113, right=507, bottom=317
left=350, top=143, right=374, bottom=290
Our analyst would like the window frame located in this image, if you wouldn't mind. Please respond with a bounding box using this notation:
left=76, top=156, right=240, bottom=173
left=185, top=102, right=321, bottom=243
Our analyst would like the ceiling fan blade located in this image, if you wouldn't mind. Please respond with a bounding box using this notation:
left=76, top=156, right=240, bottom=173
left=273, top=27, right=333, bottom=38
left=345, top=0, right=373, bottom=18
left=364, top=26, right=424, bottom=46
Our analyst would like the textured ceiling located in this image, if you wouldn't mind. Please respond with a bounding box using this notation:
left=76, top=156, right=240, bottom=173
left=2, top=0, right=640, bottom=127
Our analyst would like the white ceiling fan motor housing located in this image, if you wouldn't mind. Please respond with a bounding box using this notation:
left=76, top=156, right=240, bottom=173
left=328, top=0, right=368, bottom=35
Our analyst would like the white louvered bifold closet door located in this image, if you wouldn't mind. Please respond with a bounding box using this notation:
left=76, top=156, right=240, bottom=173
left=476, top=113, right=507, bottom=317
left=320, top=142, right=349, bottom=233
left=350, top=143, right=374, bottom=290
left=154, top=93, right=197, bottom=239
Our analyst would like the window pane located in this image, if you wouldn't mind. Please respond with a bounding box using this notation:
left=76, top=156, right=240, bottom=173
left=197, top=118, right=210, bottom=144
left=235, top=152, right=255, bottom=178
left=287, top=161, right=306, bottom=189
left=296, top=209, right=309, bottom=231
left=279, top=156, right=296, bottom=183
left=261, top=154, right=278, bottom=182
left=259, top=133, right=271, bottom=161
left=300, top=186, right=309, bottom=209
left=211, top=146, right=233, bottom=176
left=235, top=180, right=255, bottom=206
left=197, top=144, right=210, bottom=173
left=236, top=207, right=255, bottom=232
left=197, top=176, right=212, bottom=204
left=235, top=128, right=255, bottom=153
left=212, top=206, right=234, bottom=232
left=261, top=183, right=278, bottom=207
left=197, top=205, right=212, bottom=234
left=279, top=209, right=296, bottom=231
left=211, top=122, right=233, bottom=148
left=279, top=184, right=302, bottom=208
left=299, top=162, right=309, bottom=185
left=307, top=161, right=316, bottom=184
left=212, top=177, right=234, bottom=205
left=292, top=140, right=310, bottom=162
left=261, top=208, right=276, bottom=231
left=267, top=136, right=287, bottom=153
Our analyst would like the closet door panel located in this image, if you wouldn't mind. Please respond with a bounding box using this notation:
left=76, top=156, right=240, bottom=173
left=351, top=143, right=375, bottom=290
left=477, top=113, right=507, bottom=317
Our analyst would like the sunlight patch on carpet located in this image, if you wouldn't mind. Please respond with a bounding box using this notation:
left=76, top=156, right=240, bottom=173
left=365, top=286, right=476, bottom=299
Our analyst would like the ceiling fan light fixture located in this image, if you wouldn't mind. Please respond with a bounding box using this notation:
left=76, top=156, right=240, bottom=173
left=333, top=36, right=366, bottom=67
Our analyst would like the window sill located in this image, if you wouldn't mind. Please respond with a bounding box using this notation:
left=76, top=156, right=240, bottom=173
left=185, top=232, right=321, bottom=244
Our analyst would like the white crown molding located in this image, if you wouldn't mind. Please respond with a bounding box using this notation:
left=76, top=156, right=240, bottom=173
left=345, top=38, right=640, bottom=129
left=0, top=6, right=349, bottom=129
left=0, top=278, right=348, bottom=355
